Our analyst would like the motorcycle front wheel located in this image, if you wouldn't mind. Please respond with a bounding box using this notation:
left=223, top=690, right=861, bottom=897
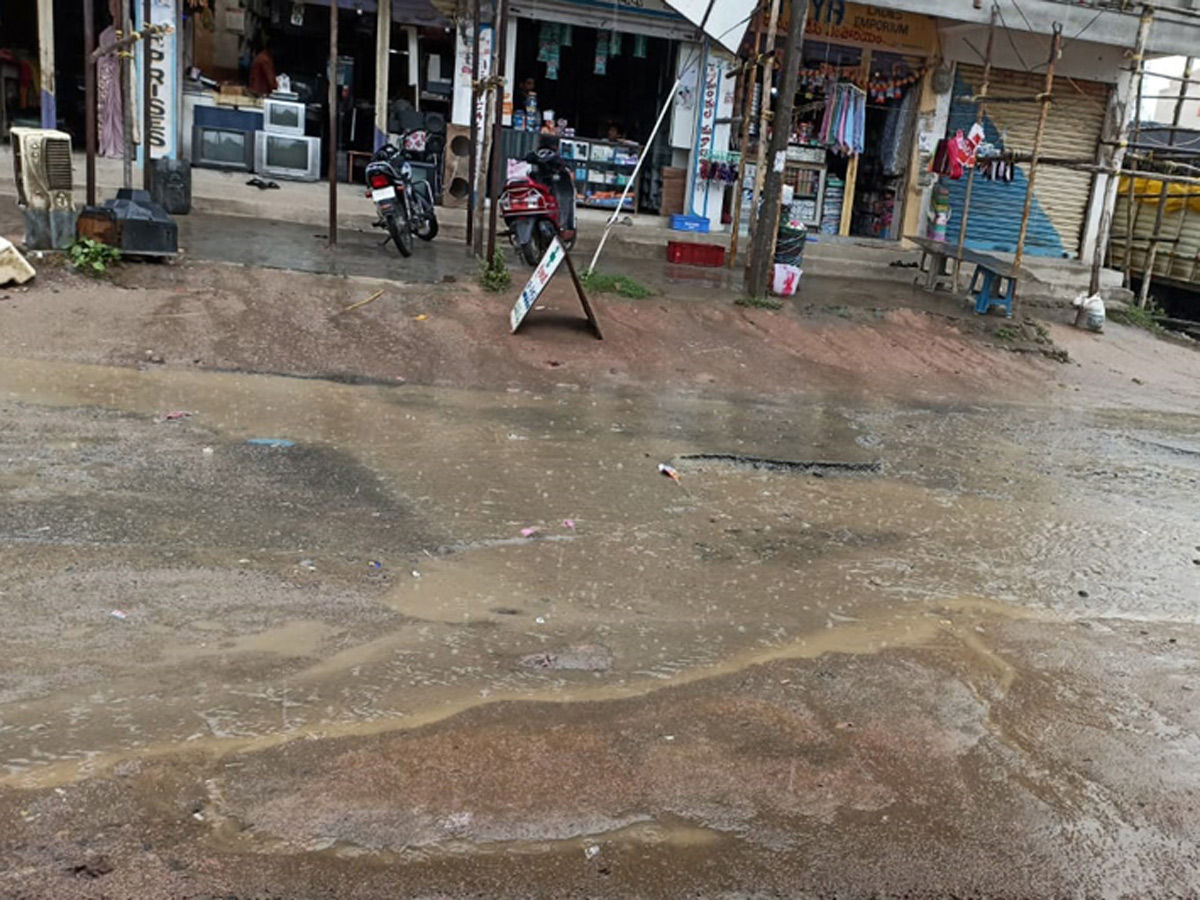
left=519, top=239, right=540, bottom=266
left=387, top=209, right=413, bottom=258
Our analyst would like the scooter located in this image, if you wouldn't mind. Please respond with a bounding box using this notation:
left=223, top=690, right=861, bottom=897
left=500, top=147, right=577, bottom=266
left=365, top=135, right=439, bottom=258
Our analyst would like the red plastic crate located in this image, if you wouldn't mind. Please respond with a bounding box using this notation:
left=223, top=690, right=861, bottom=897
left=667, top=240, right=726, bottom=268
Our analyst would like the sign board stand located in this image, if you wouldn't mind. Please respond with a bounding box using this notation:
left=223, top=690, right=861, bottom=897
left=510, top=233, right=603, bottom=340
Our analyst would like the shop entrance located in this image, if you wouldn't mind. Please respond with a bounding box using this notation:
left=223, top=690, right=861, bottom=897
left=512, top=18, right=672, bottom=143
left=508, top=17, right=676, bottom=212
left=849, top=52, right=920, bottom=240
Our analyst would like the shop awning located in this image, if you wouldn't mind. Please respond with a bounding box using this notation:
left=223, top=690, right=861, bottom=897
left=305, top=0, right=450, bottom=29
left=658, top=0, right=751, bottom=55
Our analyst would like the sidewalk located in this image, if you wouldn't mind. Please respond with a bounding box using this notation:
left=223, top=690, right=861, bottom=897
left=0, top=146, right=1123, bottom=301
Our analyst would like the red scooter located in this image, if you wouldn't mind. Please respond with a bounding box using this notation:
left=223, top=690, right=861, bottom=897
left=500, top=146, right=577, bottom=266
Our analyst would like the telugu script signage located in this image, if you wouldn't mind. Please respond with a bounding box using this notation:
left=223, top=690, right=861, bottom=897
left=780, top=1, right=936, bottom=57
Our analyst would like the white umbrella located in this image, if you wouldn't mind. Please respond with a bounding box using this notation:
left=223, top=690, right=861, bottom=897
left=660, top=0, right=755, bottom=55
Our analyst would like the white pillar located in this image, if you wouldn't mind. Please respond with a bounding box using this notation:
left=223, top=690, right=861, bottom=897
left=37, top=0, right=56, bottom=129
left=374, top=0, right=391, bottom=149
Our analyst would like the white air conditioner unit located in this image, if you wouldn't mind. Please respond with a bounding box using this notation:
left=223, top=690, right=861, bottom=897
left=10, top=127, right=76, bottom=250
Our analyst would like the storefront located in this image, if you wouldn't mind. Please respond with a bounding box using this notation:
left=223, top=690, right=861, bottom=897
left=740, top=1, right=937, bottom=240
left=183, top=0, right=449, bottom=184
left=464, top=0, right=702, bottom=214
left=940, top=64, right=1109, bottom=258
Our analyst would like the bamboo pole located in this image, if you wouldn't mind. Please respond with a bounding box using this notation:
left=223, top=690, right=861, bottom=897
left=953, top=9, right=996, bottom=290
left=1012, top=24, right=1061, bottom=289
left=728, top=5, right=767, bottom=269
left=1138, top=54, right=1194, bottom=309
left=746, top=0, right=781, bottom=256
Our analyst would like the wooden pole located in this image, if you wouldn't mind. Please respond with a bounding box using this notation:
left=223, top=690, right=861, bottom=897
left=328, top=0, right=339, bottom=247
left=120, top=0, right=134, bottom=190
left=142, top=0, right=153, bottom=190
left=374, top=0, right=391, bottom=152
left=473, top=14, right=495, bottom=259
left=728, top=19, right=763, bottom=270
left=1093, top=6, right=1152, bottom=294
left=746, top=0, right=808, bottom=299
left=1012, top=24, right=1061, bottom=286
left=746, top=0, right=781, bottom=256
left=37, top=0, right=56, bottom=129
left=1137, top=54, right=1193, bottom=309
left=466, top=0, right=481, bottom=247
left=84, top=0, right=97, bottom=206
left=486, top=0, right=509, bottom=262
left=954, top=9, right=996, bottom=290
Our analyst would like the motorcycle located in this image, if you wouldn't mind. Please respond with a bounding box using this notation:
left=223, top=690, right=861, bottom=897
left=365, top=134, right=439, bottom=258
left=500, top=146, right=577, bottom=266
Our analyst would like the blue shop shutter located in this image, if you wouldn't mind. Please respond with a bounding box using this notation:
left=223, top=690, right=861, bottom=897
left=942, top=64, right=1107, bottom=259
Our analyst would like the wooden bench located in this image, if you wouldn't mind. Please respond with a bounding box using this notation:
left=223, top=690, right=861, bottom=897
left=906, top=236, right=1021, bottom=318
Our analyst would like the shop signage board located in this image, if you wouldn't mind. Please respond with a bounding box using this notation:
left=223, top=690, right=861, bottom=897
left=785, top=1, right=937, bottom=57
left=452, top=22, right=493, bottom=128
left=510, top=237, right=603, bottom=339
left=689, top=49, right=735, bottom=221
left=134, top=0, right=179, bottom=160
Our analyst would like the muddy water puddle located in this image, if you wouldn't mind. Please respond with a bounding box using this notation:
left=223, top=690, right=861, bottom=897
left=1, top=357, right=1198, bottom=788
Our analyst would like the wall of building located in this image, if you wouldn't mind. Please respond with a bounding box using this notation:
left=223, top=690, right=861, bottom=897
left=940, top=28, right=1126, bottom=85
left=879, top=0, right=1200, bottom=58
left=193, top=0, right=246, bottom=79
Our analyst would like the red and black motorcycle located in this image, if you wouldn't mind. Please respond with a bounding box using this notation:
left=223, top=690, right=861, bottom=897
left=500, top=146, right=577, bottom=266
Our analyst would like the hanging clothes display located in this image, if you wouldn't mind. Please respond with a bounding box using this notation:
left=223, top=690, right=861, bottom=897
left=817, top=83, right=865, bottom=157
left=879, top=87, right=917, bottom=176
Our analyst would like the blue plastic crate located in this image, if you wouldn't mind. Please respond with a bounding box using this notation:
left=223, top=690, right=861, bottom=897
left=670, top=214, right=710, bottom=233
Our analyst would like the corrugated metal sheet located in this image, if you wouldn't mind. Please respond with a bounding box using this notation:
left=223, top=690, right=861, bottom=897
left=943, top=65, right=1107, bottom=258
left=1112, top=185, right=1200, bottom=286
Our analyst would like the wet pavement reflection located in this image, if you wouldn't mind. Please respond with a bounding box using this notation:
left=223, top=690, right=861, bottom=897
left=1, top=352, right=1199, bottom=896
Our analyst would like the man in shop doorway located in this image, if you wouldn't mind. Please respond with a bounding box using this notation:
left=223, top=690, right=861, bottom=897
left=249, top=37, right=278, bottom=97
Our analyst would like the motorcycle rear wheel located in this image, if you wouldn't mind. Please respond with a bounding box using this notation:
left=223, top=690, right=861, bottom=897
left=387, top=210, right=413, bottom=258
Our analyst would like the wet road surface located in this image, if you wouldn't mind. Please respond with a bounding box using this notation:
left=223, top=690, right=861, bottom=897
left=1, top=337, right=1199, bottom=897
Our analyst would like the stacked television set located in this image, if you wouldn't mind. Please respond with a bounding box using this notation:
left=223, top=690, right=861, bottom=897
left=255, top=98, right=321, bottom=182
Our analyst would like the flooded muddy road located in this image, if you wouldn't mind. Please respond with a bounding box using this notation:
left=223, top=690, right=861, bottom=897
left=1, top=271, right=1200, bottom=897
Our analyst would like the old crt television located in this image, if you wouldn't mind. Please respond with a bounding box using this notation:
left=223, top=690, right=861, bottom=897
left=262, top=98, right=306, bottom=136
left=255, top=131, right=321, bottom=181
left=192, top=126, right=255, bottom=171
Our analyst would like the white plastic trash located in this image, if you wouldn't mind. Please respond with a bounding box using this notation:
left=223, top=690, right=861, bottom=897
left=0, top=237, right=35, bottom=286
left=772, top=264, right=802, bottom=297
left=1072, top=293, right=1105, bottom=333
